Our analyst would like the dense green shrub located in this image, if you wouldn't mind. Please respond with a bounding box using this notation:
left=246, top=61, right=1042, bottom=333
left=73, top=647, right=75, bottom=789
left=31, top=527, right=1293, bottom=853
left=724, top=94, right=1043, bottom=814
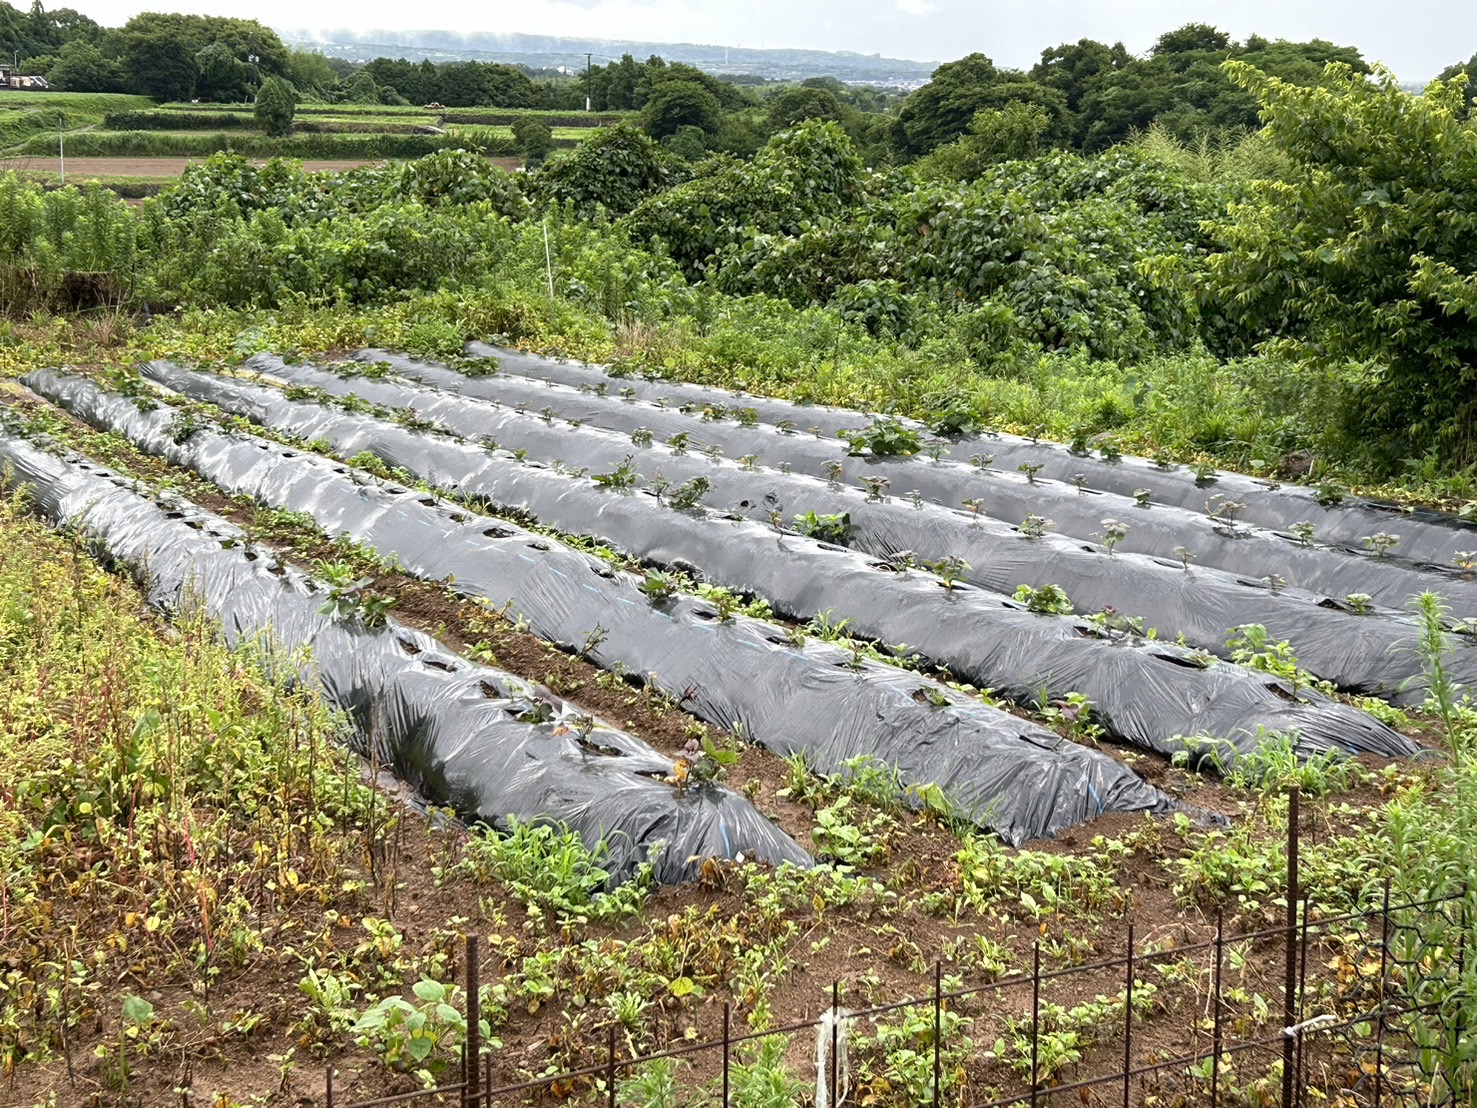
left=530, top=123, right=683, bottom=217
left=103, top=110, right=252, bottom=130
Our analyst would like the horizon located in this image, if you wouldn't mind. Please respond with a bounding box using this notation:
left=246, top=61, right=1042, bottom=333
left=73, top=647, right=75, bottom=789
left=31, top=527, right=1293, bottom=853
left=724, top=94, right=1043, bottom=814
left=49, top=0, right=1477, bottom=82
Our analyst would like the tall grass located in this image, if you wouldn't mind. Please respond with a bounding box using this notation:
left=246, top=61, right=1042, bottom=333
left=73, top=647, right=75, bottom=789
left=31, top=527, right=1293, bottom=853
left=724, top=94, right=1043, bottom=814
left=1129, top=122, right=1292, bottom=184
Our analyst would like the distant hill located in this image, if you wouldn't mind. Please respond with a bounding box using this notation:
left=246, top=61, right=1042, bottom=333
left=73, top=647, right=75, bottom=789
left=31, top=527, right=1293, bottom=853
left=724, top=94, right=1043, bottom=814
left=280, top=28, right=939, bottom=86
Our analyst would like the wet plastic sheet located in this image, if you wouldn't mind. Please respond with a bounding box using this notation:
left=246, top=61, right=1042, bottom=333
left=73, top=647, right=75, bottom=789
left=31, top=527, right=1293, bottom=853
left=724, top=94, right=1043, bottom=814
left=26, top=372, right=1180, bottom=846
left=138, top=361, right=1418, bottom=764
left=238, top=356, right=1477, bottom=700
left=452, top=343, right=880, bottom=437
left=331, top=355, right=1477, bottom=620
left=0, top=430, right=809, bottom=882
left=453, top=344, right=1477, bottom=565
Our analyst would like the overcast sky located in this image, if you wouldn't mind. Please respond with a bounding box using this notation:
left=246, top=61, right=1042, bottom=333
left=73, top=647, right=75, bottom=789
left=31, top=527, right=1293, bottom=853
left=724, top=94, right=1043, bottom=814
left=82, top=0, right=1476, bottom=80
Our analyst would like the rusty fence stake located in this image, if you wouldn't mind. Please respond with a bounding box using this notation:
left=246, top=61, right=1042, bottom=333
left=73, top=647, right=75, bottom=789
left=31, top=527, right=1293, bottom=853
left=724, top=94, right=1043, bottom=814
left=1030, top=940, right=1041, bottom=1108
left=465, top=933, right=481, bottom=1108
left=1282, top=785, right=1300, bottom=1108
left=933, top=960, right=942, bottom=1106
left=1123, top=923, right=1134, bottom=1108
left=1211, top=909, right=1224, bottom=1108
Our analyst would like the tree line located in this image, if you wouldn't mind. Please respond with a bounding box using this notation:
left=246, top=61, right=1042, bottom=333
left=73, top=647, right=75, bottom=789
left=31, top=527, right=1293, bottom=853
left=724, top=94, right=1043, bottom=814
left=7, top=2, right=1471, bottom=162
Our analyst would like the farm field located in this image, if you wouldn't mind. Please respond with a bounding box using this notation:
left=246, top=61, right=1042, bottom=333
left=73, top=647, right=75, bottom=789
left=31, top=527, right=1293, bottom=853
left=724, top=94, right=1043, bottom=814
left=0, top=37, right=1474, bottom=1108
left=0, top=94, right=616, bottom=183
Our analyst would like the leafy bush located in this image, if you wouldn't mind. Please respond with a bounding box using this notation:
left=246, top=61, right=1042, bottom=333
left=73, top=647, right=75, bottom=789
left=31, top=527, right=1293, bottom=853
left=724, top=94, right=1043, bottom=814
left=254, top=76, right=298, bottom=138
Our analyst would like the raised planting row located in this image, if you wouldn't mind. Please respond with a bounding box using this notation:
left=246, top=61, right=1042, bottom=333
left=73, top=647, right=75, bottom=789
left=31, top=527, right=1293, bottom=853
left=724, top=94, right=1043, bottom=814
left=135, top=361, right=1417, bottom=766
left=0, top=430, right=806, bottom=884
left=455, top=342, right=882, bottom=436
left=454, top=343, right=1477, bottom=565
left=24, top=371, right=1177, bottom=846
left=347, top=351, right=1477, bottom=622
left=241, top=354, right=1477, bottom=701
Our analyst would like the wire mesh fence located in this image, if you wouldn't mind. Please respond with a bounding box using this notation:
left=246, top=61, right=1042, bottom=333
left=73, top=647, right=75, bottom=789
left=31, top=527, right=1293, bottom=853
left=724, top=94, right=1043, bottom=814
left=324, top=788, right=1473, bottom=1107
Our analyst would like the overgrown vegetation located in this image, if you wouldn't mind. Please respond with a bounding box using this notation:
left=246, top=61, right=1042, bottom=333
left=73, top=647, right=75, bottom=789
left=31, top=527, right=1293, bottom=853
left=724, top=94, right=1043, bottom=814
left=2, top=9, right=1477, bottom=1105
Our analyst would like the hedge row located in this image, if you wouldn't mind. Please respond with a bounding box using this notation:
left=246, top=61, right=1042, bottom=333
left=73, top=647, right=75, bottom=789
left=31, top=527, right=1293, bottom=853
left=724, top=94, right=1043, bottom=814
left=19, top=130, right=520, bottom=159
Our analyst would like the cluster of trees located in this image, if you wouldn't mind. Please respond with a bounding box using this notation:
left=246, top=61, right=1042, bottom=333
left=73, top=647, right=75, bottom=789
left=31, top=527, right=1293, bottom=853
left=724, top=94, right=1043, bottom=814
left=8, top=6, right=293, bottom=100
left=3, top=45, right=1475, bottom=473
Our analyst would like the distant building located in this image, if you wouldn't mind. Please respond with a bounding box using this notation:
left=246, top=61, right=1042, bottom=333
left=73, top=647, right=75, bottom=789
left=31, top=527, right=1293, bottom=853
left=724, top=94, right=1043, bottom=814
left=0, top=66, right=50, bottom=90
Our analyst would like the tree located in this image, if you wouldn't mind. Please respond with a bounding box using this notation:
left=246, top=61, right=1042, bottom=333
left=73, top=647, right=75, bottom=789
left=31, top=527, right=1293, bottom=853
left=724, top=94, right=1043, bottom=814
left=1152, top=23, right=1231, bottom=58
left=511, top=117, right=554, bottom=164
left=640, top=79, right=721, bottom=140
left=917, top=101, right=1055, bottom=180
left=1438, top=50, right=1477, bottom=110
left=254, top=76, right=297, bottom=138
left=340, top=69, right=381, bottom=105
left=531, top=122, right=681, bottom=217
left=1031, top=38, right=1131, bottom=114
left=1206, top=63, right=1477, bottom=470
left=119, top=13, right=287, bottom=78
left=285, top=49, right=337, bottom=97
left=45, top=39, right=120, bottom=91
left=893, top=53, right=1001, bottom=156
left=122, top=33, right=198, bottom=101
left=766, top=86, right=842, bottom=131
left=195, top=42, right=253, bottom=102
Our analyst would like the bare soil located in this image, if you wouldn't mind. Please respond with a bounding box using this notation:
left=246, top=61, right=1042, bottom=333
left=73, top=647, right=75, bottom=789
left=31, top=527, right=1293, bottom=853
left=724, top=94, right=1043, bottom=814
left=0, top=376, right=1440, bottom=1108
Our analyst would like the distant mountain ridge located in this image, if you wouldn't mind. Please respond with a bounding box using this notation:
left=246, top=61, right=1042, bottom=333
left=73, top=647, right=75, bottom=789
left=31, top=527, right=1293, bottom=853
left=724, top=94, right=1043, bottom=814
left=280, top=28, right=939, bottom=85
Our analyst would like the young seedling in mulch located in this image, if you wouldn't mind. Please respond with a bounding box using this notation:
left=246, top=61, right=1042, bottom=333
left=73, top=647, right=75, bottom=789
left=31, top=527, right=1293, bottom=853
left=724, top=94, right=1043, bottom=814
left=823, top=460, right=844, bottom=488
left=1457, top=550, right=1477, bottom=572
left=1345, top=592, right=1375, bottom=614
left=888, top=550, right=918, bottom=574
left=927, top=556, right=971, bottom=590
left=1174, top=545, right=1194, bottom=571
left=630, top=427, right=653, bottom=448
left=592, top=456, right=639, bottom=490
left=668, top=476, right=711, bottom=510
left=860, top=475, right=890, bottom=502
left=1133, top=488, right=1151, bottom=507
left=1098, top=519, right=1128, bottom=555
left=1018, top=461, right=1044, bottom=484
left=1014, top=583, right=1073, bottom=615
left=970, top=453, right=995, bottom=470
left=1364, top=532, right=1400, bottom=558
left=1206, top=495, right=1245, bottom=523
left=1020, top=514, right=1054, bottom=539
left=639, top=570, right=680, bottom=601
left=962, top=498, right=985, bottom=527
left=1290, top=521, right=1316, bottom=545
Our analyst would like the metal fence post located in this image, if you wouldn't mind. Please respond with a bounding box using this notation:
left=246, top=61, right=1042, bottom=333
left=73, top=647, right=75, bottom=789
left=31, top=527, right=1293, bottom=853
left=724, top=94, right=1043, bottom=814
left=1123, top=923, right=1134, bottom=1108
left=1282, top=784, right=1301, bottom=1108
left=1375, top=878, right=1390, bottom=1108
left=1211, top=909, right=1224, bottom=1108
left=1295, top=896, right=1312, bottom=1106
left=933, top=960, right=942, bottom=1106
left=607, top=1021, right=617, bottom=1108
left=325, top=1065, right=334, bottom=1108
left=723, top=1001, right=731, bottom=1108
left=831, top=980, right=840, bottom=1108
left=465, top=934, right=481, bottom=1108
left=1030, top=941, right=1041, bottom=1108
